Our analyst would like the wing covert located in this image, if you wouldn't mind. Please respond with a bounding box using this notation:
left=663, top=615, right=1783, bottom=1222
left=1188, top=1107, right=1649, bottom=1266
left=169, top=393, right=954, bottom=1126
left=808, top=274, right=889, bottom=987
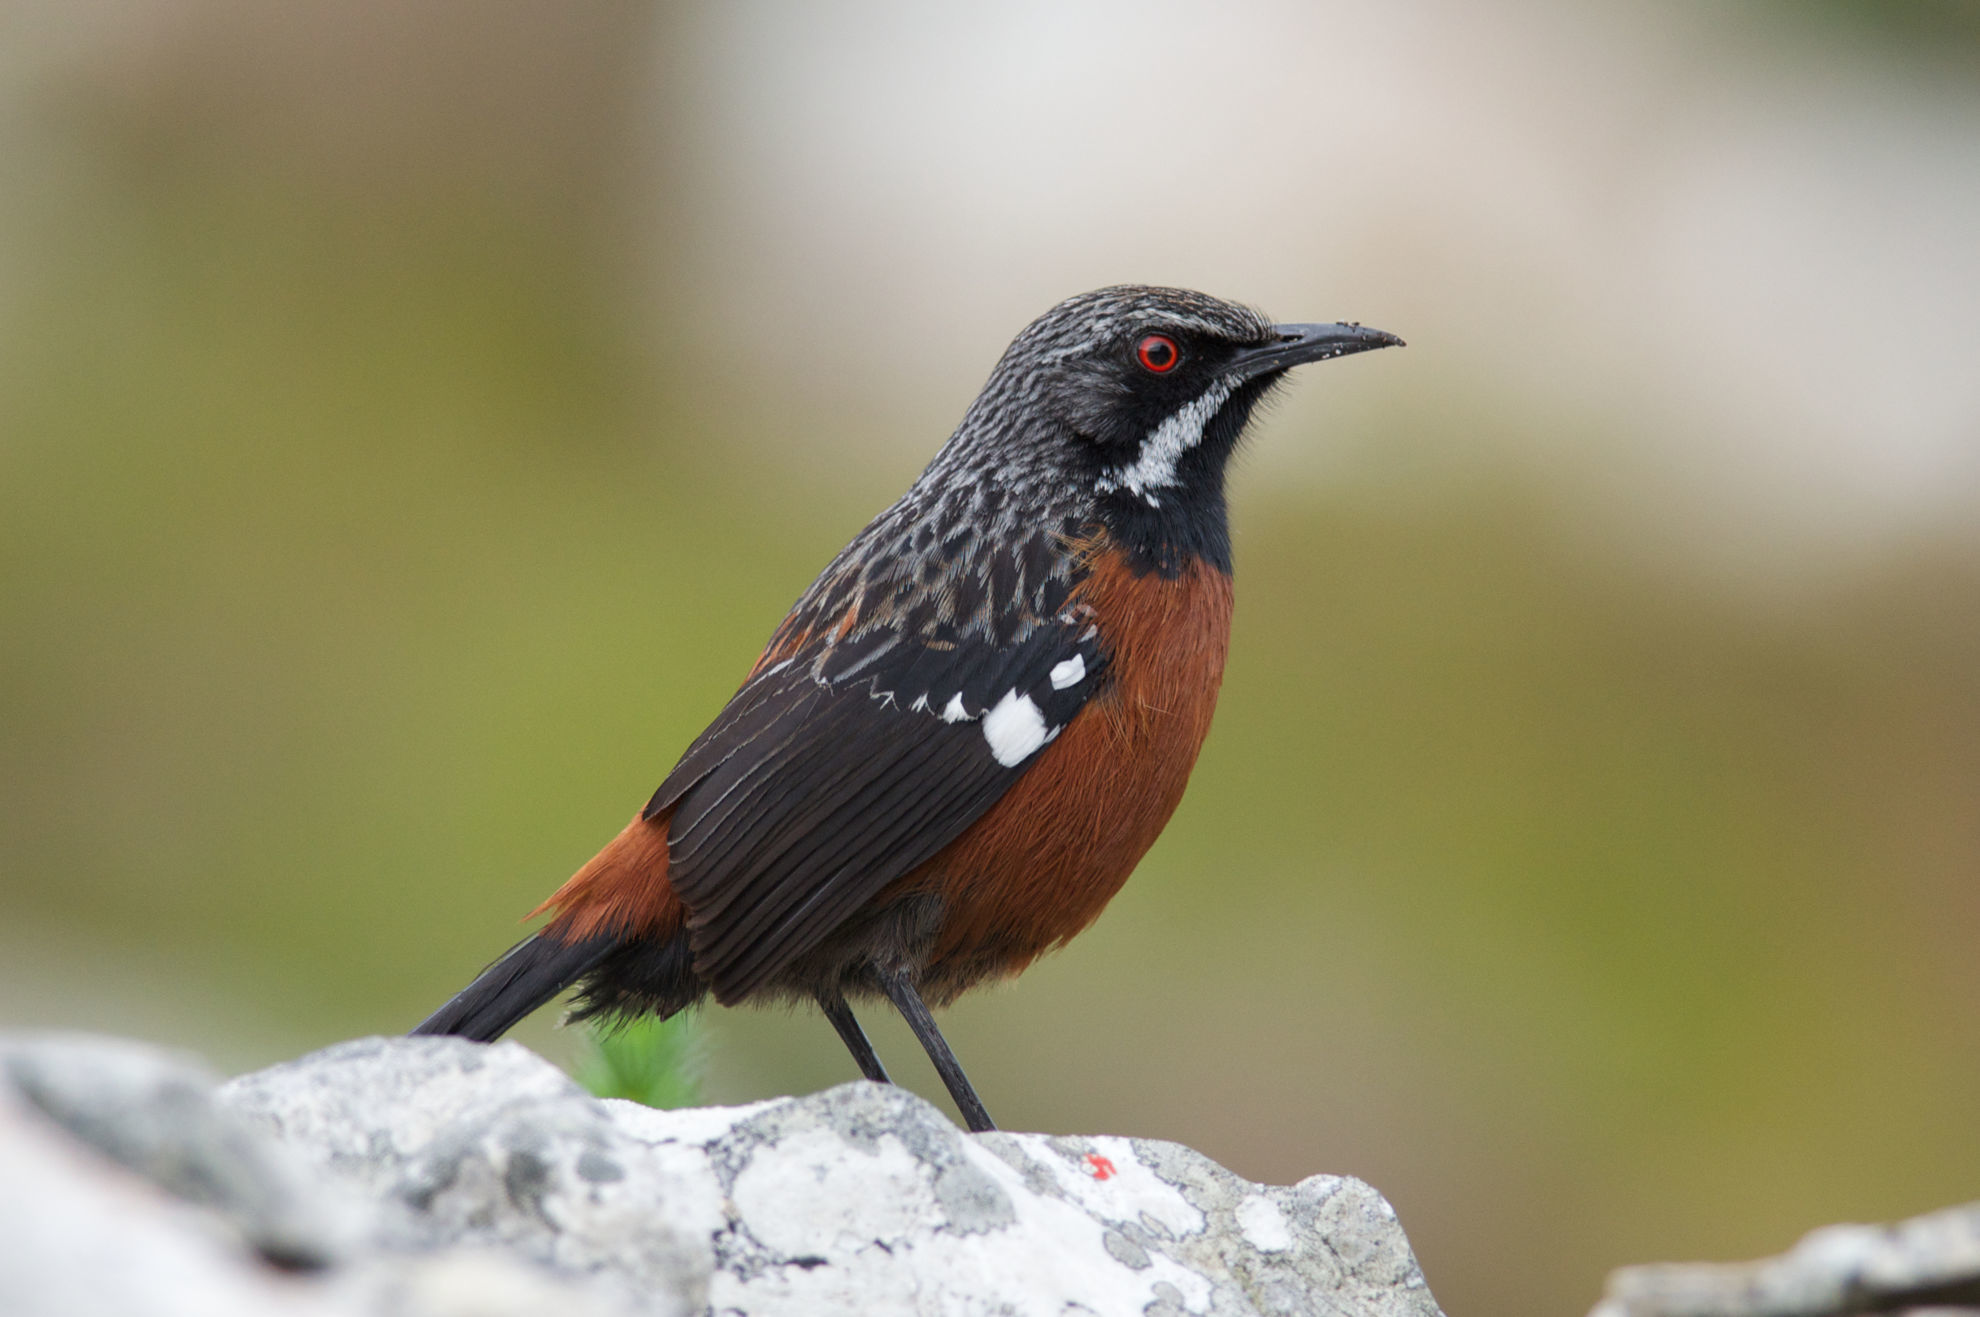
left=644, top=611, right=1109, bottom=1003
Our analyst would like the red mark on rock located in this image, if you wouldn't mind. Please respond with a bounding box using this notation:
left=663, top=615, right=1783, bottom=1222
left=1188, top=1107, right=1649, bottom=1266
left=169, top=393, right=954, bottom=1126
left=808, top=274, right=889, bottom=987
left=1084, top=1154, right=1117, bottom=1181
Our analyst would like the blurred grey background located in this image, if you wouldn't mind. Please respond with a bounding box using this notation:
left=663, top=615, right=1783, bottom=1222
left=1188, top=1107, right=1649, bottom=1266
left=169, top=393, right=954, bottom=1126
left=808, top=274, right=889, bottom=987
left=3, top=3, right=1978, bottom=1312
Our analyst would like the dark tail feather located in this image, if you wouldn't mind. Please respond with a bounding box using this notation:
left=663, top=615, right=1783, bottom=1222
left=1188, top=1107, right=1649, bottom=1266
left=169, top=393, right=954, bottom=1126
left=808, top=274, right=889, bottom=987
left=411, top=932, right=616, bottom=1042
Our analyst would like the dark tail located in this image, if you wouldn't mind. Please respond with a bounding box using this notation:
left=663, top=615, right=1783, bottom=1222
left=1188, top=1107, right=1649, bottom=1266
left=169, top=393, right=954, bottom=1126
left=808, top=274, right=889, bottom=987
left=411, top=931, right=617, bottom=1042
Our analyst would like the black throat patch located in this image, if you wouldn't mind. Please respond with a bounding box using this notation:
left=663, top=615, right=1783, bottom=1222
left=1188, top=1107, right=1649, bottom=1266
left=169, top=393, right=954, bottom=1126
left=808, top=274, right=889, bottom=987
left=1087, top=374, right=1278, bottom=578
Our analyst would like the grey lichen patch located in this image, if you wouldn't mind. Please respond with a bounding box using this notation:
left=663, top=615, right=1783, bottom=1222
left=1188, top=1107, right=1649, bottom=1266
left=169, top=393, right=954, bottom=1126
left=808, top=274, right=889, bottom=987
left=1104, top=1227, right=1152, bottom=1270
left=931, top=1153, right=1016, bottom=1235
left=707, top=1214, right=789, bottom=1288
left=576, top=1149, right=625, bottom=1184
left=1144, top=1279, right=1193, bottom=1317
left=813, top=1081, right=917, bottom=1155
left=1283, top=1174, right=1429, bottom=1293
left=973, top=1131, right=1065, bottom=1201
left=1131, top=1136, right=1249, bottom=1222
left=1043, top=1133, right=1099, bottom=1168
left=815, top=1082, right=966, bottom=1174
left=701, top=1123, right=781, bottom=1198
left=397, top=1137, right=464, bottom=1214
left=501, top=1147, right=553, bottom=1219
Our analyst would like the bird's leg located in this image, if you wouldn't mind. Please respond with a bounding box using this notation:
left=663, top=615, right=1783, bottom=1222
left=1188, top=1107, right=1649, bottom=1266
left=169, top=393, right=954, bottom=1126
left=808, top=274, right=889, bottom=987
left=877, top=967, right=996, bottom=1133
left=817, top=989, right=892, bottom=1084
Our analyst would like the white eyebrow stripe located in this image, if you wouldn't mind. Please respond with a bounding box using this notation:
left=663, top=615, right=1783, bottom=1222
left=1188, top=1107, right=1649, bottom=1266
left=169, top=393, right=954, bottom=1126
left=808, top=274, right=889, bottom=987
left=1093, top=375, right=1239, bottom=506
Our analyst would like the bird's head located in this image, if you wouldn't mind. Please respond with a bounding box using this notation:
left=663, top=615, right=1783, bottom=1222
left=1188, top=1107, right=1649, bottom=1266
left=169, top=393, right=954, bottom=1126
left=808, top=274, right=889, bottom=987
left=954, top=285, right=1403, bottom=575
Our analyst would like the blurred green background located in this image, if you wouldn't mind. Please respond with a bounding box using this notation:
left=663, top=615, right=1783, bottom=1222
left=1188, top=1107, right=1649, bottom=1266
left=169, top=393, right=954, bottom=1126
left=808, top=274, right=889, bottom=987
left=3, top=3, right=1978, bottom=1313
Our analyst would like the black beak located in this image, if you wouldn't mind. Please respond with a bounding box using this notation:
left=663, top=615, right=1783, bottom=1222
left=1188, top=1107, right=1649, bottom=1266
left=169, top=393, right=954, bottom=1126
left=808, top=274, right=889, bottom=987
left=1226, top=322, right=1405, bottom=381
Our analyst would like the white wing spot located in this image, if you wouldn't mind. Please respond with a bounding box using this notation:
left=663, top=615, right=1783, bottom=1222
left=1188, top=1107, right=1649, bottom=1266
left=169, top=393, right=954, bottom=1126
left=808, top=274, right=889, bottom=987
left=910, top=693, right=930, bottom=713
left=941, top=692, right=971, bottom=723
left=981, top=690, right=1049, bottom=766
left=1049, top=655, right=1086, bottom=689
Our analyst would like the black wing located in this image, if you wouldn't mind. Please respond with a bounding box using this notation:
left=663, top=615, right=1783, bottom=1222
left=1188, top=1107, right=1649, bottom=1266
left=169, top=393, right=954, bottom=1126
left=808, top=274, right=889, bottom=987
left=645, top=613, right=1109, bottom=1003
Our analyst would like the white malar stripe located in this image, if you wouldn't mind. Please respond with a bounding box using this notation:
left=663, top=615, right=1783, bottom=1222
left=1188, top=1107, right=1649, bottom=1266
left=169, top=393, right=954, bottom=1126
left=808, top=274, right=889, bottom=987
left=981, top=689, right=1049, bottom=767
left=1049, top=654, right=1086, bottom=689
left=1093, top=375, right=1238, bottom=506
left=941, top=692, right=971, bottom=723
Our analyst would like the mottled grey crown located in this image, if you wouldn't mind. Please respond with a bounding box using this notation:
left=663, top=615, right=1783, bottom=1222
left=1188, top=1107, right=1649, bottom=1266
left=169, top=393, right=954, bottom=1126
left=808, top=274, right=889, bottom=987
left=943, top=285, right=1277, bottom=469
left=994, top=285, right=1276, bottom=366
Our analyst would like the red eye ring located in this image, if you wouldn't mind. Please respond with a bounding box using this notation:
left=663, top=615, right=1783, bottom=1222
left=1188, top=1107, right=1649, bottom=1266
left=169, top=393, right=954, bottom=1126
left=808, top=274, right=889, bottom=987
left=1135, top=334, right=1180, bottom=374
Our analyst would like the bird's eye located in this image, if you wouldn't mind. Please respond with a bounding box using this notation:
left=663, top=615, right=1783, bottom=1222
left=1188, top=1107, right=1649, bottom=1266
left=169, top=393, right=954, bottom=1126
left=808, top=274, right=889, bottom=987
left=1135, top=334, right=1180, bottom=374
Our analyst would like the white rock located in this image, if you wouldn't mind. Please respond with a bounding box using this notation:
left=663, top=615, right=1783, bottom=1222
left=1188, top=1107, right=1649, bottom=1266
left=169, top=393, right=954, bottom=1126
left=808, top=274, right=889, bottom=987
left=1592, top=1198, right=1980, bottom=1317
left=3, top=1031, right=1448, bottom=1317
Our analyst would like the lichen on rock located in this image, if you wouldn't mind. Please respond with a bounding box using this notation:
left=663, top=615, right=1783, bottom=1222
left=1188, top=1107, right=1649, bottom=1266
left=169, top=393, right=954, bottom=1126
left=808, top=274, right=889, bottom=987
left=2, top=1031, right=1446, bottom=1317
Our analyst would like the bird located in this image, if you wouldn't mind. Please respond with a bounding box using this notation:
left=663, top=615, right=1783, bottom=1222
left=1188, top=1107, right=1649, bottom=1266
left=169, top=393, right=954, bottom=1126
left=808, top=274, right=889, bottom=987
left=412, top=285, right=1402, bottom=1132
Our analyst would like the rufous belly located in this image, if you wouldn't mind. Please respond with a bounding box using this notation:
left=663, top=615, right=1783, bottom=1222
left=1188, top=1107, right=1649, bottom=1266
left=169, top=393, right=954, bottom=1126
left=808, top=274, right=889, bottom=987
left=905, top=544, right=1233, bottom=995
